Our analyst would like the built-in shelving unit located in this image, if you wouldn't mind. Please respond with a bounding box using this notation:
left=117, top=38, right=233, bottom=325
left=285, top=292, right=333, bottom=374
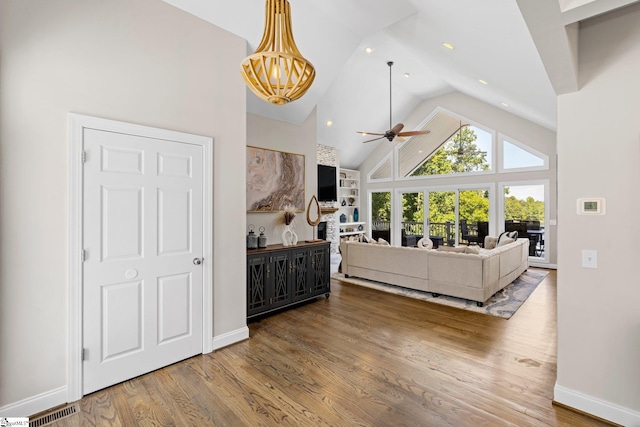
left=338, top=168, right=366, bottom=238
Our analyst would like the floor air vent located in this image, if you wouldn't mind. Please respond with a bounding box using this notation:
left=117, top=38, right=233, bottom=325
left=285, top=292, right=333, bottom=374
left=30, top=404, right=78, bottom=427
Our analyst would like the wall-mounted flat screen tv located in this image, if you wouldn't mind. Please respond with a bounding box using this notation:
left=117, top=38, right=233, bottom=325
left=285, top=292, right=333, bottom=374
left=317, top=164, right=337, bottom=202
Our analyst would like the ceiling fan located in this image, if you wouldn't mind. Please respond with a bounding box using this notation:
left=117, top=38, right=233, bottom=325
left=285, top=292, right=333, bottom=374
left=357, top=61, right=430, bottom=144
left=452, top=121, right=486, bottom=156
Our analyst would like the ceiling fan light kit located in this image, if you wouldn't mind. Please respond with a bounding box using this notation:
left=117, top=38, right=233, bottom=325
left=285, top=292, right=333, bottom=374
left=240, top=0, right=315, bottom=105
left=358, top=61, right=430, bottom=143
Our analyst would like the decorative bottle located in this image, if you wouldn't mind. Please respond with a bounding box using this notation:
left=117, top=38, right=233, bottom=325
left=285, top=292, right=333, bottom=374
left=354, top=207, right=359, bottom=222
left=258, top=226, right=267, bottom=248
left=246, top=224, right=258, bottom=249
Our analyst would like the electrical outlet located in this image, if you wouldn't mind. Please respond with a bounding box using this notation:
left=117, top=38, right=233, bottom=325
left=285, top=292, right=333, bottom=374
left=582, top=250, right=597, bottom=269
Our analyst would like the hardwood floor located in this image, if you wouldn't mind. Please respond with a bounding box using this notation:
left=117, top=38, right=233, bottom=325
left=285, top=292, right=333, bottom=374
left=46, top=269, right=613, bottom=426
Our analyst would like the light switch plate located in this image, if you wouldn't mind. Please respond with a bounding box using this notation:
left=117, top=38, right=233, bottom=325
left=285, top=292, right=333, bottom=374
left=582, top=250, right=597, bottom=269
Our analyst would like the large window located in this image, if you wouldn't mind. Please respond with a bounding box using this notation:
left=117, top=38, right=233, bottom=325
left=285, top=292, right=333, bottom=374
left=410, top=125, right=492, bottom=177
left=387, top=187, right=491, bottom=247
left=500, top=136, right=549, bottom=172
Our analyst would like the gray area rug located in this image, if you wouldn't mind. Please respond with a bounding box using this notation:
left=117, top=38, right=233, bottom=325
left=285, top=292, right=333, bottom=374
left=332, top=269, right=549, bottom=319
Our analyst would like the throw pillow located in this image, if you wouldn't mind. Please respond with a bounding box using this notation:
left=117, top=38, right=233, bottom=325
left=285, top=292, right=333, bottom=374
left=465, top=245, right=481, bottom=254
left=497, top=237, right=515, bottom=247
left=378, top=238, right=390, bottom=245
left=361, top=234, right=370, bottom=243
left=416, top=237, right=433, bottom=250
left=436, top=246, right=467, bottom=253
left=484, top=236, right=498, bottom=249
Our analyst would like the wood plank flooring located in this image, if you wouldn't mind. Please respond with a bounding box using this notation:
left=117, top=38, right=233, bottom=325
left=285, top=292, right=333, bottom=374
left=46, top=269, right=614, bottom=426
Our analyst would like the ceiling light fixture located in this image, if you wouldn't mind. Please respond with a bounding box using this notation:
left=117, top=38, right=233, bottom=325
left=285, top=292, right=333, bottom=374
left=478, top=79, right=488, bottom=85
left=442, top=42, right=455, bottom=50
left=326, top=121, right=333, bottom=127
left=404, top=72, right=411, bottom=78
left=365, top=46, right=374, bottom=53
left=240, top=0, right=315, bottom=105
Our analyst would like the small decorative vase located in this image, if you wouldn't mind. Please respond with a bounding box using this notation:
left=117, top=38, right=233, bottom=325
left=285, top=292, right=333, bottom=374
left=339, top=213, right=347, bottom=223
left=281, top=224, right=298, bottom=246
left=258, top=226, right=268, bottom=248
left=246, top=224, right=258, bottom=249
left=353, top=208, right=359, bottom=222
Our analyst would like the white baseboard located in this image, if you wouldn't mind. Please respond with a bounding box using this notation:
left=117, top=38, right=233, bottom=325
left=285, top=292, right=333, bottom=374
left=0, top=329, right=249, bottom=418
left=554, top=383, right=640, bottom=426
left=211, top=326, right=249, bottom=351
left=0, top=386, right=67, bottom=418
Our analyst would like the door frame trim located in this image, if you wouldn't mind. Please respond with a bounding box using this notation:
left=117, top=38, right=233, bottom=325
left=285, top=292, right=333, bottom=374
left=67, top=113, right=214, bottom=401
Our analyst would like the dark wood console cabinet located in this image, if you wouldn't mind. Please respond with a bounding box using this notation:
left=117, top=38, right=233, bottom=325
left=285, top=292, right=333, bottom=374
left=247, top=241, right=330, bottom=319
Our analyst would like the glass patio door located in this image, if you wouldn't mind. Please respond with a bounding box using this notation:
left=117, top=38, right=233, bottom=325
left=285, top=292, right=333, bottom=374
left=502, top=183, right=547, bottom=261
left=400, top=191, right=424, bottom=247
left=427, top=191, right=456, bottom=246
left=370, top=191, right=392, bottom=244
left=459, top=189, right=490, bottom=246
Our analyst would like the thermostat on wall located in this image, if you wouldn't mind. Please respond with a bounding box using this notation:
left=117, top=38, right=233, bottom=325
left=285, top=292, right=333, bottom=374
left=577, top=198, right=605, bottom=215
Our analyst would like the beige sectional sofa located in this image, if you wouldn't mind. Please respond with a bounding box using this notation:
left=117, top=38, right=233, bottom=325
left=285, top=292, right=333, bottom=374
left=339, top=237, right=529, bottom=306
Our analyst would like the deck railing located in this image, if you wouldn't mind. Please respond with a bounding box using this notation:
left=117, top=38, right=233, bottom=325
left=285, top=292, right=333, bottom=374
left=371, top=219, right=544, bottom=255
left=372, top=220, right=458, bottom=245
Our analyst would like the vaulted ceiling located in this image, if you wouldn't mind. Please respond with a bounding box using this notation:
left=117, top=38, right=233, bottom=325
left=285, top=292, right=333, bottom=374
left=161, top=0, right=639, bottom=168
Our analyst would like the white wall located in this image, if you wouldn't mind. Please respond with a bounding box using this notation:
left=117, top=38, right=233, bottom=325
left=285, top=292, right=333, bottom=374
left=555, top=4, right=640, bottom=424
left=358, top=91, right=557, bottom=264
left=0, top=0, right=247, bottom=414
left=246, top=112, right=318, bottom=244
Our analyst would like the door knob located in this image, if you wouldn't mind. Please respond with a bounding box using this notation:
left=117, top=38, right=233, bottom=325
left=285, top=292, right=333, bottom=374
left=193, top=258, right=203, bottom=265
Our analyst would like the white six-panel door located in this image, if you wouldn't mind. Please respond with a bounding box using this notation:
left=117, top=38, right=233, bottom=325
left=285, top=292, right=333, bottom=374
left=82, top=128, right=204, bottom=394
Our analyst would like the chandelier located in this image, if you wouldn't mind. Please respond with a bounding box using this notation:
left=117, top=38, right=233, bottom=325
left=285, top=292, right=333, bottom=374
left=240, top=0, right=315, bottom=105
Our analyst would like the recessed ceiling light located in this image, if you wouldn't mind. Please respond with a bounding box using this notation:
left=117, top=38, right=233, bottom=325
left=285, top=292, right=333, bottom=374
left=361, top=132, right=368, bottom=136
left=501, top=102, right=510, bottom=107
left=418, top=150, right=423, bottom=154
left=442, top=42, right=455, bottom=50
left=404, top=72, right=411, bottom=78
left=478, top=79, right=488, bottom=85
left=364, top=46, right=374, bottom=53
left=326, top=120, right=333, bottom=127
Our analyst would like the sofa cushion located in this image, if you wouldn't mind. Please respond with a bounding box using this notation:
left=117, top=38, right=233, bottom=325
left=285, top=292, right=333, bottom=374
left=436, top=246, right=467, bottom=253
left=378, top=238, right=390, bottom=245
left=465, top=245, right=481, bottom=254
left=484, top=236, right=498, bottom=249
left=497, top=237, right=515, bottom=247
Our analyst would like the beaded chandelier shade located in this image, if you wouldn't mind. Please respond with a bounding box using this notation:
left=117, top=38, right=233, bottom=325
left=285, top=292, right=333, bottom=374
left=241, top=0, right=315, bottom=105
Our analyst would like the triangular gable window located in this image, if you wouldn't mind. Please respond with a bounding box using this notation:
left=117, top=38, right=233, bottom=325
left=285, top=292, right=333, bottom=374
left=405, top=113, right=492, bottom=178
left=501, top=137, right=548, bottom=172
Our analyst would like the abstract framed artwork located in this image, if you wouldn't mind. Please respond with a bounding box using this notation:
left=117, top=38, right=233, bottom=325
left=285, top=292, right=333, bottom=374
left=247, top=146, right=305, bottom=212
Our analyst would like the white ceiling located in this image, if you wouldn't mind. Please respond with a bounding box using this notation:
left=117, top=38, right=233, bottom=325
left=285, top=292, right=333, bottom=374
left=161, top=0, right=639, bottom=168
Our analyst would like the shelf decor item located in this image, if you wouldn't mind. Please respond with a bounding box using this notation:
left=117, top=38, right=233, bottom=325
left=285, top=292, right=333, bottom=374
left=240, top=0, right=315, bottom=105
left=305, top=194, right=324, bottom=242
left=354, top=207, right=359, bottom=221
left=340, top=213, right=347, bottom=223
left=279, top=204, right=298, bottom=246
left=247, top=224, right=258, bottom=249
left=258, top=226, right=268, bottom=248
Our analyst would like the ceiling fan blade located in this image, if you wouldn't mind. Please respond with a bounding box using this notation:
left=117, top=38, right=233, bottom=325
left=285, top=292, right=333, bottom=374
left=390, top=123, right=405, bottom=135
left=398, top=130, right=430, bottom=137
left=362, top=136, right=385, bottom=144
left=356, top=131, right=386, bottom=136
